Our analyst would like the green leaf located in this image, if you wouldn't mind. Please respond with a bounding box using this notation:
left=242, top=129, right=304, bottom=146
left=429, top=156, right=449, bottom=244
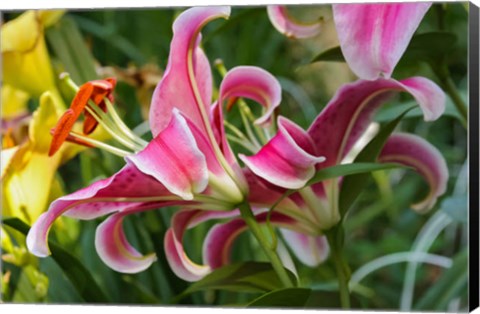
left=173, top=262, right=296, bottom=302
left=47, top=16, right=98, bottom=83
left=203, top=8, right=264, bottom=45
left=338, top=107, right=414, bottom=216
left=311, top=46, right=344, bottom=63
left=2, top=218, right=111, bottom=303
left=311, top=32, right=457, bottom=65
left=414, top=249, right=468, bottom=310
left=247, top=288, right=311, bottom=308
left=307, top=162, right=407, bottom=186
left=400, top=31, right=457, bottom=64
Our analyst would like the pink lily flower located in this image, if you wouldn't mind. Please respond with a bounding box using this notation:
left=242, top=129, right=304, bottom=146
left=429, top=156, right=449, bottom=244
left=267, top=3, right=432, bottom=80
left=26, top=6, right=283, bottom=274
left=161, top=76, right=449, bottom=281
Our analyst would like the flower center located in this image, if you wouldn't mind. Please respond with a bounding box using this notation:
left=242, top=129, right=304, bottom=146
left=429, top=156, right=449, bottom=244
left=49, top=74, right=148, bottom=157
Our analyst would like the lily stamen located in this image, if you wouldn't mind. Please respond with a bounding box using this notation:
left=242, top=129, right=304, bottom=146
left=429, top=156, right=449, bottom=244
left=50, top=75, right=148, bottom=157
left=67, top=131, right=132, bottom=158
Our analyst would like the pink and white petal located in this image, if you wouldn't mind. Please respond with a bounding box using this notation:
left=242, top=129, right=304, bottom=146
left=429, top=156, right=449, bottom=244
left=308, top=77, right=445, bottom=169
left=399, top=77, right=445, bottom=121
left=219, top=66, right=282, bottom=126
left=164, top=209, right=239, bottom=281
left=333, top=3, right=431, bottom=80
left=267, top=5, right=322, bottom=39
left=378, top=133, right=448, bottom=212
left=149, top=7, right=230, bottom=136
left=203, top=211, right=302, bottom=269
left=165, top=230, right=211, bottom=282
left=280, top=228, right=329, bottom=267
left=240, top=116, right=325, bottom=189
left=26, top=162, right=170, bottom=257
left=95, top=213, right=157, bottom=273
left=128, top=110, right=208, bottom=200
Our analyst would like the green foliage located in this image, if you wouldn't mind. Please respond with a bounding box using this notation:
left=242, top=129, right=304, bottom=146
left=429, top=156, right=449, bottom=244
left=174, top=262, right=297, bottom=302
left=2, top=218, right=110, bottom=303
left=247, top=288, right=311, bottom=308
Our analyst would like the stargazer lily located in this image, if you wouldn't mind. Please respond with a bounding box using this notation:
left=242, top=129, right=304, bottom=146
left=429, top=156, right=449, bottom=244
left=27, top=6, right=284, bottom=274
left=268, top=3, right=431, bottom=80
left=159, top=75, right=449, bottom=281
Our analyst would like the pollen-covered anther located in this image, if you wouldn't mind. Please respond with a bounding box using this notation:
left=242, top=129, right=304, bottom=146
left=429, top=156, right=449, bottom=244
left=48, top=77, right=144, bottom=157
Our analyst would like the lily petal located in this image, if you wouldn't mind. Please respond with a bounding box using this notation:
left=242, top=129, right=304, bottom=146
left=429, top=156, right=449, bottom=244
left=127, top=109, right=208, bottom=200
left=378, top=133, right=448, bottom=212
left=267, top=6, right=322, bottom=39
left=332, top=3, right=431, bottom=80
left=26, top=162, right=171, bottom=257
left=219, top=66, right=282, bottom=126
left=203, top=211, right=302, bottom=270
left=279, top=229, right=329, bottom=267
left=149, top=6, right=230, bottom=136
left=240, top=116, right=325, bottom=189
left=308, top=77, right=445, bottom=169
left=165, top=209, right=238, bottom=281
left=95, top=212, right=157, bottom=273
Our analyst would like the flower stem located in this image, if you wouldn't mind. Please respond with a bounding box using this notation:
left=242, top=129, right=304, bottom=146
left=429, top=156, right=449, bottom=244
left=326, top=228, right=351, bottom=309
left=238, top=202, right=294, bottom=288
left=431, top=64, right=468, bottom=127
left=442, top=75, right=468, bottom=126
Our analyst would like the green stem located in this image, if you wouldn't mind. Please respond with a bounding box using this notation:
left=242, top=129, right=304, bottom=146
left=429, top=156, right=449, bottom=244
left=443, top=75, right=468, bottom=125
left=432, top=64, right=468, bottom=127
left=326, top=229, right=351, bottom=309
left=238, top=202, right=294, bottom=288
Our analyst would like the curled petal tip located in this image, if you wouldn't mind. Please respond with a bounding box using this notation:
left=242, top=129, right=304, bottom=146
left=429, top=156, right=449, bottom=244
left=219, top=66, right=282, bottom=126
left=95, top=214, right=157, bottom=273
left=26, top=213, right=51, bottom=258
left=241, top=117, right=324, bottom=189
left=379, top=133, right=448, bottom=213
left=267, top=5, right=322, bottom=39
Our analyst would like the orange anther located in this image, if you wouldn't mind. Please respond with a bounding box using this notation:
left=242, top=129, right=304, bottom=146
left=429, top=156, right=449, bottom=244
left=49, top=78, right=117, bottom=156
left=83, top=78, right=117, bottom=135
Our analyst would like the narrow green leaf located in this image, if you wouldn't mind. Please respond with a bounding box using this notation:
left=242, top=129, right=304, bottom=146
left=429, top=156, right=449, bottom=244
left=2, top=218, right=111, bottom=303
left=46, top=25, right=84, bottom=82
left=400, top=31, right=457, bottom=64
left=247, top=288, right=311, bottom=308
left=71, top=15, right=147, bottom=65
left=307, top=162, right=407, bottom=186
left=47, top=17, right=98, bottom=84
left=338, top=107, right=414, bottom=216
left=414, top=249, right=468, bottom=310
left=311, top=46, right=344, bottom=63
left=174, top=262, right=296, bottom=302
left=59, top=17, right=98, bottom=82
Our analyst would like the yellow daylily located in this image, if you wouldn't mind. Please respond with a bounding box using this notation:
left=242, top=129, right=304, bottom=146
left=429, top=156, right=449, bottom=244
left=2, top=90, right=109, bottom=224
left=1, top=84, right=30, bottom=119
left=2, top=93, right=66, bottom=224
left=1, top=10, right=64, bottom=98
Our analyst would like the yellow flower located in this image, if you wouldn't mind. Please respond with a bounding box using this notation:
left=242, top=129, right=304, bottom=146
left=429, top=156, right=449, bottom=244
left=2, top=93, right=65, bottom=224
left=1, top=10, right=64, bottom=99
left=1, top=85, right=29, bottom=119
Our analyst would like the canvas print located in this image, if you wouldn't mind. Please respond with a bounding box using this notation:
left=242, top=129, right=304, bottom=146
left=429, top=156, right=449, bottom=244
left=0, top=2, right=476, bottom=312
